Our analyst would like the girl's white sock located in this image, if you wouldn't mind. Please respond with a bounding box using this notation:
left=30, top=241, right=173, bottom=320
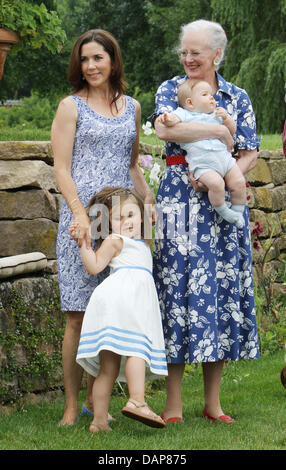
left=214, top=203, right=245, bottom=228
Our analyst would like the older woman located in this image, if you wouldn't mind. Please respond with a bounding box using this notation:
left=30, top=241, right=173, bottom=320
left=153, top=19, right=260, bottom=423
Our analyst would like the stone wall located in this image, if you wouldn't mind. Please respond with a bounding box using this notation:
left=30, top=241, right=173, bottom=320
left=0, top=141, right=285, bottom=404
left=0, top=141, right=61, bottom=269
left=245, top=149, right=286, bottom=280
left=0, top=140, right=286, bottom=277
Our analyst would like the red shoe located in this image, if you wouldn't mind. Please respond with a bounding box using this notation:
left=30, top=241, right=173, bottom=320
left=202, top=407, right=234, bottom=423
left=161, top=412, right=183, bottom=424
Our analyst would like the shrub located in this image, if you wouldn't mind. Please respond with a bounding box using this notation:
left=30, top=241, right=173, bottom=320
left=0, top=91, right=61, bottom=130
left=0, top=280, right=64, bottom=405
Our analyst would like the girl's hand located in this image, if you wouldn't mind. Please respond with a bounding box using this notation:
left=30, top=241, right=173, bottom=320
left=188, top=171, right=208, bottom=192
left=69, top=214, right=91, bottom=248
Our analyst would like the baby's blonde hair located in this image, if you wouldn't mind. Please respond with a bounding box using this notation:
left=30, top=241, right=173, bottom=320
left=177, top=78, right=203, bottom=107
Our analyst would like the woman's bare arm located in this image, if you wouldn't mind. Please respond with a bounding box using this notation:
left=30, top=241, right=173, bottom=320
left=236, top=149, right=258, bottom=174
left=51, top=97, right=91, bottom=247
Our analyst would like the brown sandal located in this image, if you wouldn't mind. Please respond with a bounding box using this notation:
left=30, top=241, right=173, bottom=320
left=121, top=399, right=166, bottom=428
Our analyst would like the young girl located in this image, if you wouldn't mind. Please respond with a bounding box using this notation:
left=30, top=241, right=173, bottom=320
left=70, top=187, right=167, bottom=434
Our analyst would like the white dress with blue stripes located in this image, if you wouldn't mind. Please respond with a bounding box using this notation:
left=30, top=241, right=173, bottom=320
left=76, top=235, right=168, bottom=381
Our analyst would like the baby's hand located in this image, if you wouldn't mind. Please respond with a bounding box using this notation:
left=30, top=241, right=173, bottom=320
left=158, top=112, right=178, bottom=127
left=215, top=107, right=228, bottom=121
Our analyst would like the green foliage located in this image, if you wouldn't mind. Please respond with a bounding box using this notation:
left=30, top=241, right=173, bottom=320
left=233, top=40, right=286, bottom=133
left=0, top=91, right=60, bottom=129
left=0, top=0, right=66, bottom=53
left=0, top=282, right=64, bottom=405
left=212, top=0, right=286, bottom=133
left=133, top=87, right=156, bottom=122
left=251, top=215, right=286, bottom=354
left=1, top=0, right=285, bottom=132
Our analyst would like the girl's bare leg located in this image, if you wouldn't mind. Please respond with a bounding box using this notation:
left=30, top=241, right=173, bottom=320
left=125, top=357, right=146, bottom=403
left=124, top=357, right=164, bottom=422
left=90, top=350, right=120, bottom=434
left=84, top=374, right=95, bottom=412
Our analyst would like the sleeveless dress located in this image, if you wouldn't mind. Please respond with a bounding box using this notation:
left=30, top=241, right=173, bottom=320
left=56, top=95, right=137, bottom=311
left=76, top=235, right=168, bottom=381
left=153, top=73, right=260, bottom=363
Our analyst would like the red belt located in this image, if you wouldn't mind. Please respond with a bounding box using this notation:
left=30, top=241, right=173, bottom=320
left=166, top=155, right=187, bottom=165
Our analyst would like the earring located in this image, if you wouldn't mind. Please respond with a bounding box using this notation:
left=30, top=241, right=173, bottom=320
left=214, top=58, right=220, bottom=66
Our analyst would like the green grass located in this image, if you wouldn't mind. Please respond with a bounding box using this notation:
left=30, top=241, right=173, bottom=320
left=0, top=126, right=283, bottom=152
left=259, top=133, right=283, bottom=151
left=1, top=350, right=285, bottom=450
left=0, top=126, right=51, bottom=141
left=139, top=131, right=283, bottom=151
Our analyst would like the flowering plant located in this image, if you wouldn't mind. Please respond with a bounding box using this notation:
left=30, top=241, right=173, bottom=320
left=251, top=215, right=286, bottom=316
left=139, top=121, right=164, bottom=195
left=142, top=121, right=153, bottom=136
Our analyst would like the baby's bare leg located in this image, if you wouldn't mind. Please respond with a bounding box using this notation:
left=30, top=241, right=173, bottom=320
left=199, top=170, right=245, bottom=228
left=199, top=170, right=225, bottom=207
left=225, top=164, right=246, bottom=205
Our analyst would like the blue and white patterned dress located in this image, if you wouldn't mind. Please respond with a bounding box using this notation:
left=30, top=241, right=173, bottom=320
left=153, top=73, right=260, bottom=363
left=56, top=95, right=137, bottom=311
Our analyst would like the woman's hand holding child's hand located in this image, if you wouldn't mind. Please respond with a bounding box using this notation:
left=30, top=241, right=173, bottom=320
left=69, top=217, right=91, bottom=249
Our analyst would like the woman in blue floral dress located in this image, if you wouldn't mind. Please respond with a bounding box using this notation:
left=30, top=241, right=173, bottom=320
left=153, top=19, right=260, bottom=423
left=51, top=30, right=154, bottom=425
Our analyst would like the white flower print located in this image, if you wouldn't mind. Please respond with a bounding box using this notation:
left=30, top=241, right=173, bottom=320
left=194, top=339, right=213, bottom=361
left=153, top=72, right=260, bottom=364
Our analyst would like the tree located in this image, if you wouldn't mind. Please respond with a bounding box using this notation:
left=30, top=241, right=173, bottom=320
left=0, top=0, right=68, bottom=99
left=211, top=0, right=286, bottom=133
left=1, top=0, right=285, bottom=132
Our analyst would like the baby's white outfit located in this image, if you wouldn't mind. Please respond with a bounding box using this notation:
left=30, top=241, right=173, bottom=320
left=76, top=235, right=168, bottom=381
left=173, top=108, right=235, bottom=179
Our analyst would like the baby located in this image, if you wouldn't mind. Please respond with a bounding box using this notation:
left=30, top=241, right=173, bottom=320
left=160, top=78, right=246, bottom=228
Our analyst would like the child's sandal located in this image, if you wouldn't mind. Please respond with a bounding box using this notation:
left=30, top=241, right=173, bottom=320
left=121, top=399, right=166, bottom=428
